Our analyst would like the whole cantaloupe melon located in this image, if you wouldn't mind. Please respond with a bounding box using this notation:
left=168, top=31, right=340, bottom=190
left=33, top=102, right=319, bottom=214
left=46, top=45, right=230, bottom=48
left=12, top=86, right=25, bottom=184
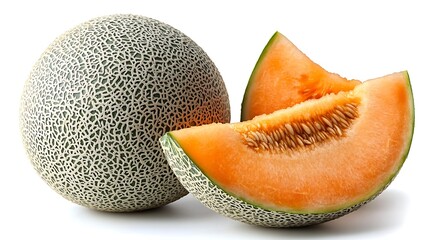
left=20, top=14, right=230, bottom=212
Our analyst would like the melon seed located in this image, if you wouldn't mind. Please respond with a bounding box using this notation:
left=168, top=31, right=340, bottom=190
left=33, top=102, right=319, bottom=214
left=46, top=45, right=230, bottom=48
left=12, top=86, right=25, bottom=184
left=240, top=102, right=359, bottom=153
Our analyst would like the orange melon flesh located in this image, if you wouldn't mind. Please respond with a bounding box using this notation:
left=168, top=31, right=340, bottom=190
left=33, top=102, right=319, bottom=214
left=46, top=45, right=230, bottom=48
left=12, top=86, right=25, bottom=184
left=241, top=32, right=361, bottom=121
left=169, top=71, right=413, bottom=213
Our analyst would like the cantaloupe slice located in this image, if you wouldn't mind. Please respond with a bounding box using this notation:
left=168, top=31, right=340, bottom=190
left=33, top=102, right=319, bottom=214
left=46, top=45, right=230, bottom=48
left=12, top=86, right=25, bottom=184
left=241, top=32, right=361, bottom=121
left=160, top=71, right=414, bottom=227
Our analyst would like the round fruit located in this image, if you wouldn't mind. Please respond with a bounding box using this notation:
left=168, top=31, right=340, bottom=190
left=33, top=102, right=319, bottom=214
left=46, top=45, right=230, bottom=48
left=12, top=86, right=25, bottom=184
left=20, top=14, right=230, bottom=212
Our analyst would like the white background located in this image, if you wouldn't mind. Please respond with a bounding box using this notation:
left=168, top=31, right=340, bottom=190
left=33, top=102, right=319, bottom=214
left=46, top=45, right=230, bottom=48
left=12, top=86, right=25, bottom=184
left=1, top=0, right=427, bottom=239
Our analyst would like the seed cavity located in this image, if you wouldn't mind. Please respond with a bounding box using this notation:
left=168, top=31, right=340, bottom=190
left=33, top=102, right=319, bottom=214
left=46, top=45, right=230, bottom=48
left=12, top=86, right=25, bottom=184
left=240, top=102, right=359, bottom=153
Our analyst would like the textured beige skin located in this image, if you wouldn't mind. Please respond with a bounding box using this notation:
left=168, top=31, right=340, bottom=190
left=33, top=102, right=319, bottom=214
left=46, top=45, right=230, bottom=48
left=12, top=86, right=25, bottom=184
left=20, top=14, right=230, bottom=212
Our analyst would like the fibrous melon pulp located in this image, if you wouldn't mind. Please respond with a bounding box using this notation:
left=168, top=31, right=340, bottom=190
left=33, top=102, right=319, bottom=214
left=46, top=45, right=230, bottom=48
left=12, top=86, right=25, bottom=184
left=241, top=32, right=361, bottom=121
left=161, top=71, right=414, bottom=227
left=20, top=14, right=230, bottom=212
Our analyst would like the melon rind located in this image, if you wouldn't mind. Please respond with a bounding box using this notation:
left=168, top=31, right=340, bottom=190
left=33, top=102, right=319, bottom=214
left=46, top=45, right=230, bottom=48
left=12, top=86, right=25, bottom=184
left=240, top=32, right=280, bottom=121
left=160, top=132, right=403, bottom=227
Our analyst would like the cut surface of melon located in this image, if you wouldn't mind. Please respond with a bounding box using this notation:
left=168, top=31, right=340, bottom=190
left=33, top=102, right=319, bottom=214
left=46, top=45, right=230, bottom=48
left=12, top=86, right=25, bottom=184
left=241, top=32, right=361, bottom=121
left=165, top=71, right=413, bottom=215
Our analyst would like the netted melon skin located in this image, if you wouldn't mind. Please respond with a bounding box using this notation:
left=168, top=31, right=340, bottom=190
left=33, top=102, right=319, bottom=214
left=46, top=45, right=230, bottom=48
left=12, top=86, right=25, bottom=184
left=20, top=14, right=230, bottom=212
left=160, top=134, right=390, bottom=227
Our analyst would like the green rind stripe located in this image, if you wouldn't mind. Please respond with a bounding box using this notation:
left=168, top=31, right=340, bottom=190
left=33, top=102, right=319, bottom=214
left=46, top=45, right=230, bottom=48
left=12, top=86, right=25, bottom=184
left=241, top=32, right=282, bottom=121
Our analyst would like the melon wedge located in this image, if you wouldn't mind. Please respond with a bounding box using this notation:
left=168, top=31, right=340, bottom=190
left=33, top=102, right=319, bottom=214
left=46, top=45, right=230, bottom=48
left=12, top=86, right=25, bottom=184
left=160, top=71, right=414, bottom=227
left=241, top=32, right=361, bottom=121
